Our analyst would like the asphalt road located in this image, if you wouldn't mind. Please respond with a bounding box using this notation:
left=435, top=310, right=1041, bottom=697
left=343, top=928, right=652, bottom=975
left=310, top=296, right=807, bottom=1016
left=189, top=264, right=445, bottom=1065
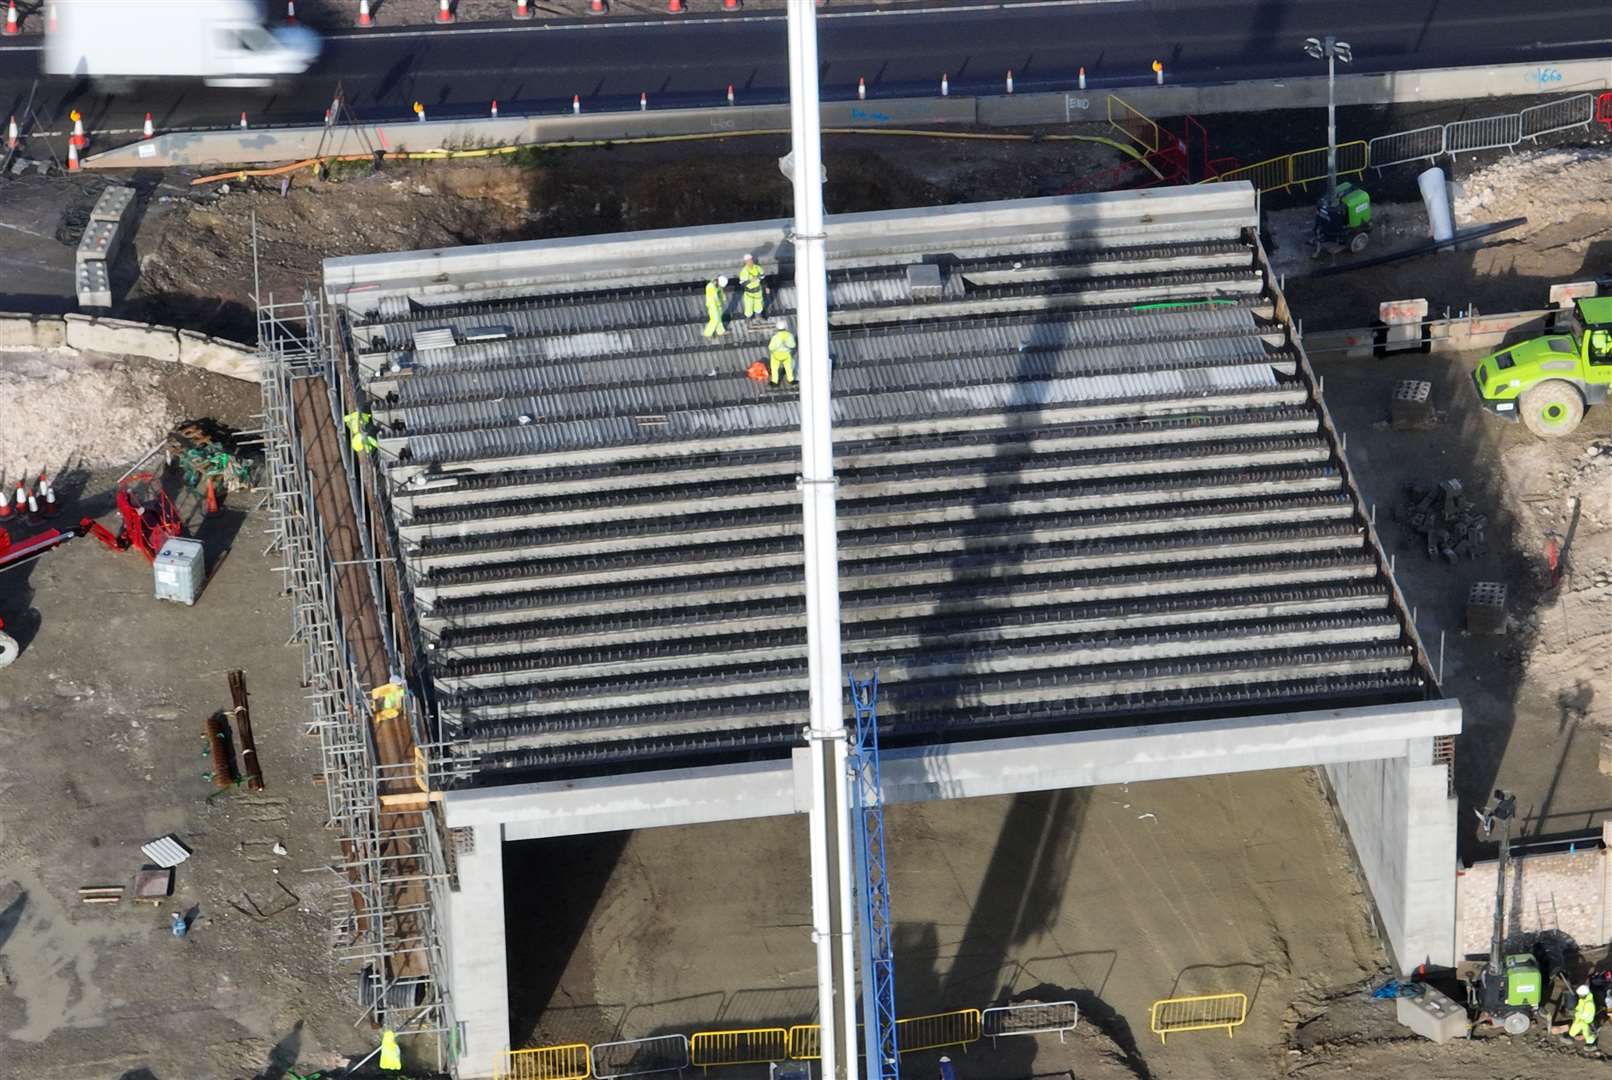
left=0, top=0, right=1609, bottom=138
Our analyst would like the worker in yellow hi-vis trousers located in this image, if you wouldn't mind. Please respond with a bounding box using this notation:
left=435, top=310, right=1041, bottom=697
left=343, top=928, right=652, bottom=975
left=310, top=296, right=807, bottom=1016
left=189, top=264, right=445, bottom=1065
left=342, top=411, right=379, bottom=454
left=379, top=1028, right=403, bottom=1071
left=738, top=253, right=766, bottom=320
left=1568, top=984, right=1598, bottom=1046
left=768, top=319, right=797, bottom=386
left=703, top=275, right=730, bottom=337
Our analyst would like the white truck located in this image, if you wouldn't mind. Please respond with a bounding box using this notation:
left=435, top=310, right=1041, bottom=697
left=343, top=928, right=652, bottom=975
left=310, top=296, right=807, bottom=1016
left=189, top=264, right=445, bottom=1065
left=45, top=0, right=320, bottom=87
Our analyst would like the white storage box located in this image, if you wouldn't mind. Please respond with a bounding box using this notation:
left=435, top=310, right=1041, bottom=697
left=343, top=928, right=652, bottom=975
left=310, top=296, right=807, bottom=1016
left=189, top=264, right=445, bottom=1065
left=153, top=537, right=206, bottom=605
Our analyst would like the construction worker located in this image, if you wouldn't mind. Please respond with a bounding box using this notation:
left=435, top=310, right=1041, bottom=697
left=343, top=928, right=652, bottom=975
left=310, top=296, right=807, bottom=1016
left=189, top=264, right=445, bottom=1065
left=703, top=275, right=730, bottom=337
left=379, top=1028, right=403, bottom=1071
left=1569, top=984, right=1597, bottom=1046
left=738, top=253, right=766, bottom=320
left=768, top=319, right=797, bottom=386
left=342, top=410, right=379, bottom=454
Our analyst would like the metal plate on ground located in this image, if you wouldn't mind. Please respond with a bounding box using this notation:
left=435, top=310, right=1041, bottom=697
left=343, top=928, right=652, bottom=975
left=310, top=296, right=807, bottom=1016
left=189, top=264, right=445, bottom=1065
left=141, top=834, right=192, bottom=868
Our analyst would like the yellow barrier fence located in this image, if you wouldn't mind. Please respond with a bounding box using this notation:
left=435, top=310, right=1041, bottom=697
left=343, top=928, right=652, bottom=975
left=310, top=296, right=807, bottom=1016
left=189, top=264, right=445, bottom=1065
left=690, top=1028, right=790, bottom=1068
left=786, top=1025, right=821, bottom=1061
left=1204, top=140, right=1369, bottom=195
left=497, top=1043, right=593, bottom=1080
left=1287, top=140, right=1368, bottom=189
left=1148, top=992, right=1248, bottom=1042
left=895, top=1009, right=982, bottom=1054
left=1107, top=95, right=1161, bottom=155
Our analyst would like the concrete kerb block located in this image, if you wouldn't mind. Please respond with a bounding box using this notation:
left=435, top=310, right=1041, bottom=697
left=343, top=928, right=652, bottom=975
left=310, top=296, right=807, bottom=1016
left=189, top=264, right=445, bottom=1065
left=64, top=314, right=181, bottom=363
left=177, top=329, right=260, bottom=383
left=0, top=313, right=67, bottom=348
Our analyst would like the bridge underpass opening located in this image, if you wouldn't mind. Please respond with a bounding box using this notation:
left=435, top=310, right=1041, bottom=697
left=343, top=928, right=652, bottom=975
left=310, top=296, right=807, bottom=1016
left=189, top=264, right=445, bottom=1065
left=497, top=769, right=1391, bottom=1077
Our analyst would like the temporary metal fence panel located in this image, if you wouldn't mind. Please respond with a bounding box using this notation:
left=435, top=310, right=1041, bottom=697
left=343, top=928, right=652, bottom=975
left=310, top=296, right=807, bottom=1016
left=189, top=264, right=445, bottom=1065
left=690, top=1028, right=790, bottom=1068
left=981, top=1001, right=1080, bottom=1045
left=894, top=1009, right=982, bottom=1054
left=498, top=1044, right=593, bottom=1080
left=1520, top=94, right=1594, bottom=140
left=786, top=1025, right=821, bottom=1061
left=1368, top=125, right=1445, bottom=172
left=1148, top=992, right=1248, bottom=1042
left=1202, top=153, right=1288, bottom=195
left=1107, top=95, right=1161, bottom=155
left=591, top=1035, right=691, bottom=1080
left=1444, top=113, right=1523, bottom=156
left=1287, top=140, right=1368, bottom=190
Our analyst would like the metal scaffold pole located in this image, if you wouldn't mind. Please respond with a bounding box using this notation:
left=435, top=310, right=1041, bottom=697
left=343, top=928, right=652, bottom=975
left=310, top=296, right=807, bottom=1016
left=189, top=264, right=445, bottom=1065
left=786, top=4, right=856, bottom=1080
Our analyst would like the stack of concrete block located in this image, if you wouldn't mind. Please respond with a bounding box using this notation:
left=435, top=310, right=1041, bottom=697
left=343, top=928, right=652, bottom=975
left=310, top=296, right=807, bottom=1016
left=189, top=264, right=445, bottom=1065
left=1396, top=986, right=1468, bottom=1043
left=1466, top=581, right=1507, bottom=635
left=75, top=184, right=136, bottom=308
left=1390, top=379, right=1434, bottom=430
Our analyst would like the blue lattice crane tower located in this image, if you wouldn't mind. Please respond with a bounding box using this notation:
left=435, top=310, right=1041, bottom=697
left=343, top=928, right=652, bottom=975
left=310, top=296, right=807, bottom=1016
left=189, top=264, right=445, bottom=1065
left=848, top=672, right=900, bottom=1080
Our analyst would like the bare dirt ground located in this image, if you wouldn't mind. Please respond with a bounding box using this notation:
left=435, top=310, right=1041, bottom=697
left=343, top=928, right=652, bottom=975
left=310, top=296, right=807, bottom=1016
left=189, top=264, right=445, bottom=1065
left=508, top=769, right=1384, bottom=1080
left=0, top=365, right=393, bottom=1079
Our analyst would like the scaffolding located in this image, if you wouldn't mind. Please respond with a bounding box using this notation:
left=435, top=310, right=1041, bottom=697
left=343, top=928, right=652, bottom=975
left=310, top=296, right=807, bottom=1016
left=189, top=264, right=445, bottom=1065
left=259, top=291, right=462, bottom=1074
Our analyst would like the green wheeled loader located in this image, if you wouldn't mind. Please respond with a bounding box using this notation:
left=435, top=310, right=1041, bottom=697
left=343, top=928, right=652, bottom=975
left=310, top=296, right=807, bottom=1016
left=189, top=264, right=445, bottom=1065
left=1472, top=296, right=1612, bottom=438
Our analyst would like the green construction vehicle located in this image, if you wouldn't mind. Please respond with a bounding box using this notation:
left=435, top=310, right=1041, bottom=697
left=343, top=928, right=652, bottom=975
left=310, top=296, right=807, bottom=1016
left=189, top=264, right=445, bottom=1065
left=1311, top=181, right=1373, bottom=256
left=1472, top=296, right=1612, bottom=437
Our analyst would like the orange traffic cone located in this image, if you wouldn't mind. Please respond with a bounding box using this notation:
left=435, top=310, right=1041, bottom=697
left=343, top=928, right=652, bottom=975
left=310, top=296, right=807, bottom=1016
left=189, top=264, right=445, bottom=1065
left=24, top=491, right=40, bottom=524
left=667, top=0, right=683, bottom=11
left=356, top=0, right=372, bottom=27
left=5, top=115, right=17, bottom=151
left=2, top=2, right=19, bottom=37
left=142, top=112, right=154, bottom=139
left=435, top=0, right=454, bottom=23
left=0, top=484, right=12, bottom=519
left=286, top=0, right=296, bottom=24
left=12, top=481, right=24, bottom=510
left=572, top=94, right=581, bottom=114
left=490, top=100, right=498, bottom=118
left=589, top=0, right=606, bottom=11
left=513, top=0, right=532, bottom=18
left=723, top=0, right=738, bottom=9
left=69, top=109, right=87, bottom=148
left=39, top=476, right=58, bottom=518
left=66, top=141, right=79, bottom=171
left=47, top=1, right=56, bottom=32
left=204, top=477, right=221, bottom=516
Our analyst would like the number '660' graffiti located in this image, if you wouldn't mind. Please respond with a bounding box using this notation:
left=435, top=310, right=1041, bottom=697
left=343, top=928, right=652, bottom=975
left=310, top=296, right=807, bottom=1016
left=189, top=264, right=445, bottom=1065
left=1531, top=67, right=1564, bottom=87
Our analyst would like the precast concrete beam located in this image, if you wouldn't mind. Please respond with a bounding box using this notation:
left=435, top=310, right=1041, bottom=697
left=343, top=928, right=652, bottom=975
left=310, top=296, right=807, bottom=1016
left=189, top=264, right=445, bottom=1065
left=435, top=616, right=1402, bottom=695
left=430, top=588, right=1393, bottom=664
left=443, top=700, right=1462, bottom=841
left=324, top=186, right=1259, bottom=310
left=381, top=385, right=1309, bottom=483
left=393, top=418, right=1321, bottom=513
left=415, top=527, right=1363, bottom=604
left=400, top=467, right=1343, bottom=545
left=827, top=275, right=1267, bottom=327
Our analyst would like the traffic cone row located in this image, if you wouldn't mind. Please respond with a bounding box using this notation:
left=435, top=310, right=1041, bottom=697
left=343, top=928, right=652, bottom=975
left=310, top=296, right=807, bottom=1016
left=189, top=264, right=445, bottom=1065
left=3, top=1, right=20, bottom=37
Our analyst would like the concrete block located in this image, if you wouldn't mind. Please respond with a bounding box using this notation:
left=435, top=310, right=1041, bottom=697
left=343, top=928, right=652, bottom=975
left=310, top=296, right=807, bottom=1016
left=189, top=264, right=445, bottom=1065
left=76, top=261, right=112, bottom=309
left=1466, top=581, right=1506, bottom=636
left=89, top=184, right=136, bottom=225
left=0, top=314, right=66, bottom=348
left=65, top=315, right=180, bottom=362
left=1390, top=380, right=1434, bottom=430
left=177, top=329, right=259, bottom=383
left=76, top=219, right=123, bottom=267
left=1396, top=986, right=1468, bottom=1043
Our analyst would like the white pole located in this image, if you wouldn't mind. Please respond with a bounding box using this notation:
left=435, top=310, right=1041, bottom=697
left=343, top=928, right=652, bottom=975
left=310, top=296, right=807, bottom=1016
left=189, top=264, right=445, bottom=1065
left=835, top=733, right=859, bottom=1080
left=787, top=3, right=853, bottom=1080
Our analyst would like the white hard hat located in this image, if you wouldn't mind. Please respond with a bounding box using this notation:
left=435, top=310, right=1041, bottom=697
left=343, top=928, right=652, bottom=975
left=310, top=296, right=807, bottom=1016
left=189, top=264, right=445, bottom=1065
left=776, top=318, right=788, bottom=330
left=744, top=253, right=755, bottom=261
left=717, top=275, right=729, bottom=287
left=1579, top=985, right=1592, bottom=996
